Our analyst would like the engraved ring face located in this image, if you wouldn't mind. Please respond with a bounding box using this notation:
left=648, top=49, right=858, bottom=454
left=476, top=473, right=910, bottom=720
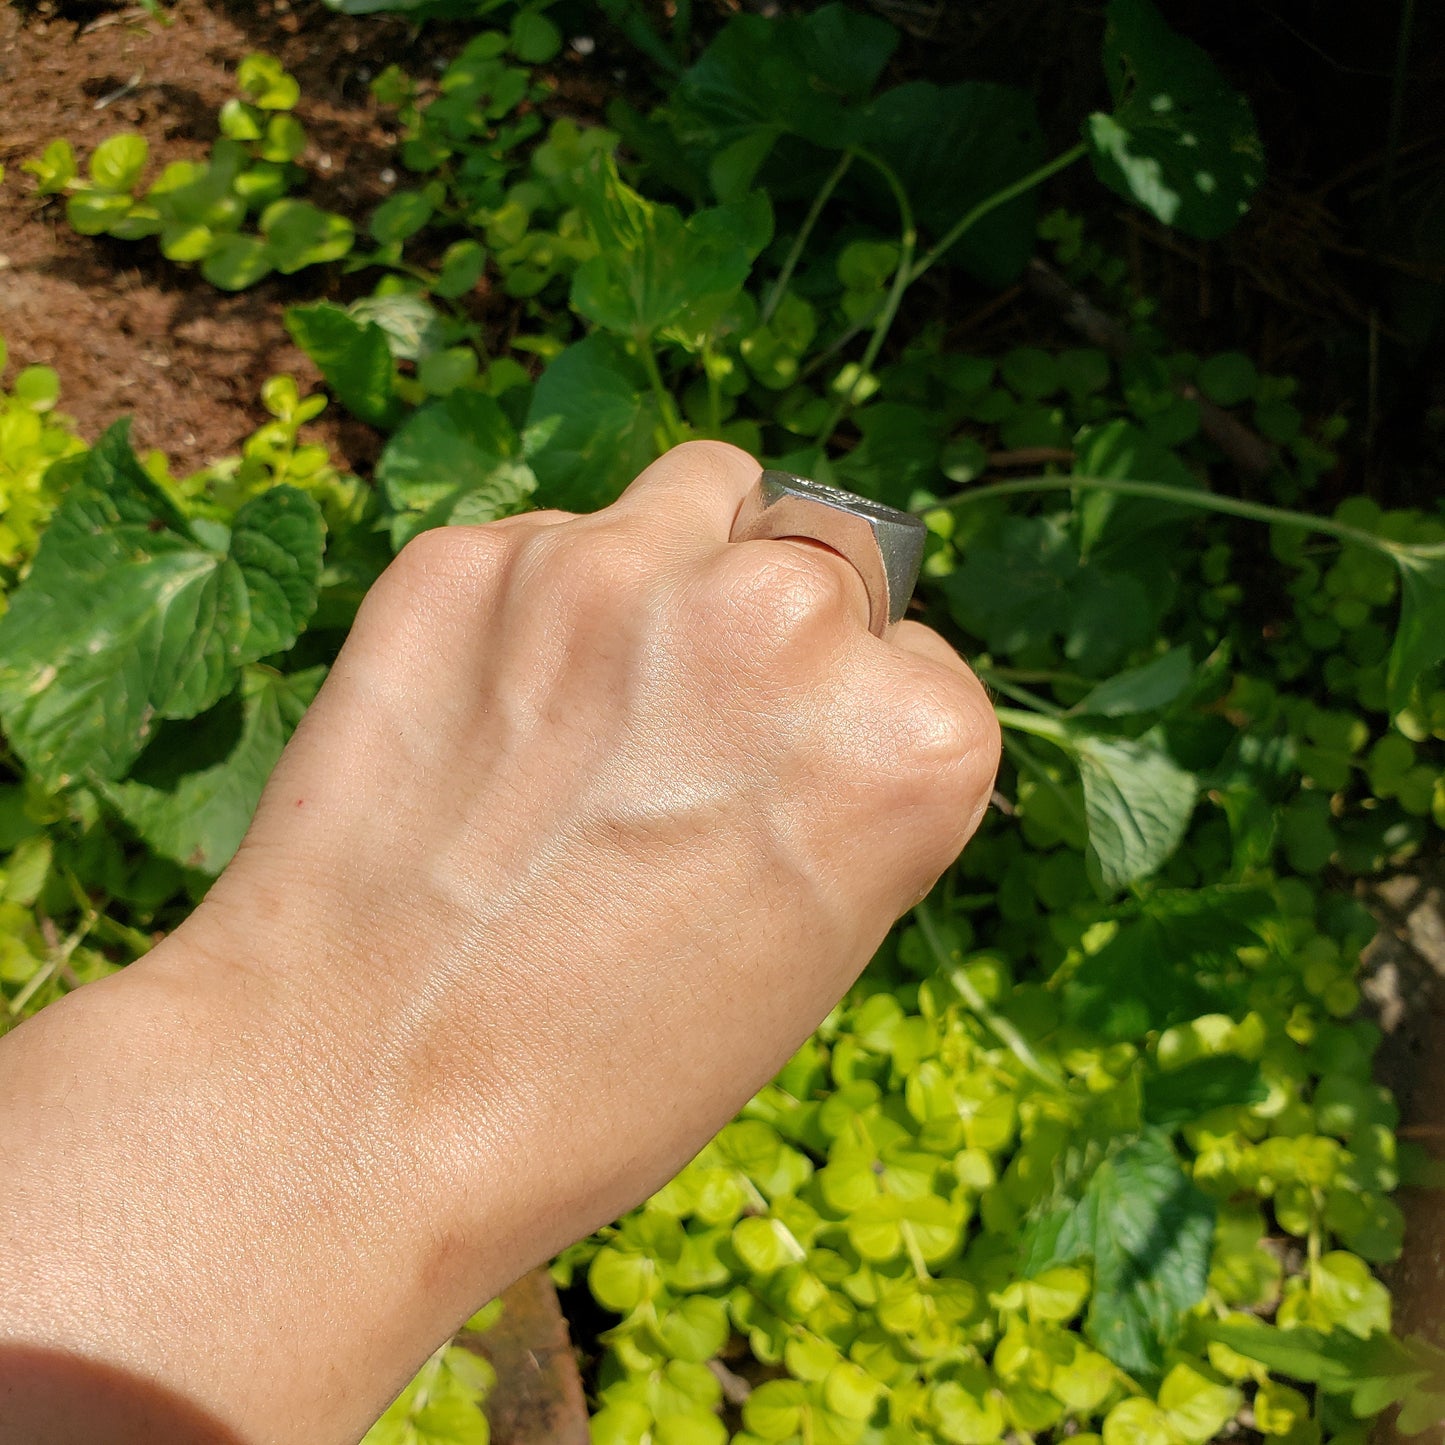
left=728, top=471, right=927, bottom=637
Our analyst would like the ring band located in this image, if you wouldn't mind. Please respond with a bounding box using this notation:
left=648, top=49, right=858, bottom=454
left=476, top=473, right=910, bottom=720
left=729, top=471, right=927, bottom=637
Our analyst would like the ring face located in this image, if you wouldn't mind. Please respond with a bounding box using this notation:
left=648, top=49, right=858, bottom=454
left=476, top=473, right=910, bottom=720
left=729, top=471, right=927, bottom=636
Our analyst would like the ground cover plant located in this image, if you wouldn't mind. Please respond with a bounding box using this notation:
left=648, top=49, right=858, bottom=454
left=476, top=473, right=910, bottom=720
left=2, top=1, right=1445, bottom=1441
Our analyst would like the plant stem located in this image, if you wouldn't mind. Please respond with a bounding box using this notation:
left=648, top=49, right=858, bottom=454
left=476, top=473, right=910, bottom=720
left=926, top=472, right=1436, bottom=560
left=639, top=337, right=686, bottom=446
left=761, top=152, right=854, bottom=326
left=993, top=705, right=1072, bottom=745
left=914, top=899, right=1066, bottom=1091
left=810, top=144, right=1085, bottom=441
left=907, top=142, right=1088, bottom=286
left=815, top=148, right=917, bottom=443
left=977, top=668, right=1066, bottom=718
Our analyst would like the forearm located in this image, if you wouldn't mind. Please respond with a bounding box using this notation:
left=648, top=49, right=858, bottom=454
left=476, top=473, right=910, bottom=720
left=0, top=911, right=511, bottom=1445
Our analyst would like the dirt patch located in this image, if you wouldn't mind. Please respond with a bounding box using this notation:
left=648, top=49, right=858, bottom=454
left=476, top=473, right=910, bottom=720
left=0, top=0, right=425, bottom=473
left=1362, top=869, right=1445, bottom=1347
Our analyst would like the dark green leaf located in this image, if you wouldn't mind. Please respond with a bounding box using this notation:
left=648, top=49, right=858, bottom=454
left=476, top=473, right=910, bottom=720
left=285, top=303, right=400, bottom=428
left=670, top=4, right=897, bottom=187
left=1387, top=545, right=1445, bottom=715
left=369, top=190, right=435, bottom=246
left=1075, top=648, right=1193, bottom=717
left=0, top=424, right=323, bottom=790
left=510, top=10, right=562, bottom=64
left=434, top=239, right=486, bottom=299
left=1144, top=1056, right=1267, bottom=1126
left=104, top=666, right=324, bottom=874
left=1201, top=1319, right=1445, bottom=1429
left=524, top=335, right=662, bottom=512
left=1026, top=1131, right=1213, bottom=1381
left=863, top=82, right=1045, bottom=287
left=378, top=393, right=537, bottom=549
left=944, top=513, right=1153, bottom=674
left=1087, top=0, right=1264, bottom=239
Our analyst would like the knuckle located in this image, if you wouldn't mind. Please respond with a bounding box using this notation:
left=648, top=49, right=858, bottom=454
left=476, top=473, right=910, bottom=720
left=382, top=524, right=510, bottom=608
left=536, top=522, right=658, bottom=613
left=694, top=546, right=851, bottom=653
left=892, top=673, right=1001, bottom=801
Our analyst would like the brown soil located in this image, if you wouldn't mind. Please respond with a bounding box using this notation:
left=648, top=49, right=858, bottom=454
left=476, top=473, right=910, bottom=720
left=0, top=0, right=432, bottom=473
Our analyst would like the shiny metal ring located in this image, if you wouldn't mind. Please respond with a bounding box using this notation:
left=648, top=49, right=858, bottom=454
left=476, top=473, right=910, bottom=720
left=729, top=470, right=927, bottom=638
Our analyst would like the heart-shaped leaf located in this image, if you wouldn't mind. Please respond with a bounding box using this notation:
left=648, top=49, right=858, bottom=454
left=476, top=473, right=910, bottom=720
left=0, top=423, right=324, bottom=790
left=1087, top=0, right=1263, bottom=239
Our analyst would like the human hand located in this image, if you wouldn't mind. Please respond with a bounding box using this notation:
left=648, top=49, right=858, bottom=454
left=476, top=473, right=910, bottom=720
left=200, top=439, right=999, bottom=1248
left=0, top=440, right=998, bottom=1444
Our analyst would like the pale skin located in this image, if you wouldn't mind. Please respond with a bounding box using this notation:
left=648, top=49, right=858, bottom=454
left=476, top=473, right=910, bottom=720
left=0, top=441, right=1001, bottom=1444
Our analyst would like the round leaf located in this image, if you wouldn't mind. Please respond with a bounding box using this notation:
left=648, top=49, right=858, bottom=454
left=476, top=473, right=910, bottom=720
left=237, top=52, right=300, bottom=110
left=510, top=9, right=562, bottom=63
left=88, top=133, right=148, bottom=193
left=369, top=189, right=435, bottom=246
left=260, top=200, right=354, bottom=273
left=202, top=233, right=274, bottom=290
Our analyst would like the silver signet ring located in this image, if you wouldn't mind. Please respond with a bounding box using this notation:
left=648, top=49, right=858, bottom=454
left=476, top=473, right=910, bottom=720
left=729, top=470, right=927, bottom=638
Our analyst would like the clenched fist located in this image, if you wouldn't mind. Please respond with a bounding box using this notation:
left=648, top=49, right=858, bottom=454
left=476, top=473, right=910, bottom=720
left=0, top=442, right=999, bottom=1445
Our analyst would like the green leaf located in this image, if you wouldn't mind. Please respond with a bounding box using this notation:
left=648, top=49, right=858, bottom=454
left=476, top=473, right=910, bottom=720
left=1087, top=0, right=1264, bottom=239
left=435, top=239, right=486, bottom=299
left=1143, top=1055, right=1267, bottom=1126
left=1075, top=648, right=1193, bottom=717
left=66, top=191, right=134, bottom=236
left=1025, top=1131, right=1214, bottom=1381
left=260, top=200, right=355, bottom=273
left=1196, top=352, right=1259, bottom=406
left=218, top=98, right=264, bottom=142
left=88, top=133, right=149, bottom=193
left=524, top=334, right=662, bottom=512
left=23, top=138, right=78, bottom=195
left=201, top=233, right=274, bottom=290
left=862, top=82, right=1046, bottom=287
left=1386, top=545, right=1445, bottom=715
left=257, top=113, right=308, bottom=165
left=743, top=1379, right=807, bottom=1441
left=1068, top=727, right=1198, bottom=893
left=104, top=666, right=325, bottom=874
left=361, top=1345, right=492, bottom=1445
left=1201, top=1318, right=1445, bottom=1429
left=589, top=1245, right=655, bottom=1313
left=349, top=292, right=448, bottom=364
left=1310, top=1251, right=1392, bottom=1338
left=1157, top=1360, right=1240, bottom=1443
left=670, top=5, right=896, bottom=190
left=944, top=513, right=1154, bottom=675
left=572, top=156, right=763, bottom=341
left=378, top=393, right=537, bottom=549
left=510, top=9, right=562, bottom=63
left=369, top=190, right=436, bottom=246
left=930, top=1366, right=1006, bottom=1444
left=0, top=424, right=324, bottom=790
left=236, top=52, right=300, bottom=111
left=285, top=303, right=400, bottom=428
left=417, top=347, right=479, bottom=398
